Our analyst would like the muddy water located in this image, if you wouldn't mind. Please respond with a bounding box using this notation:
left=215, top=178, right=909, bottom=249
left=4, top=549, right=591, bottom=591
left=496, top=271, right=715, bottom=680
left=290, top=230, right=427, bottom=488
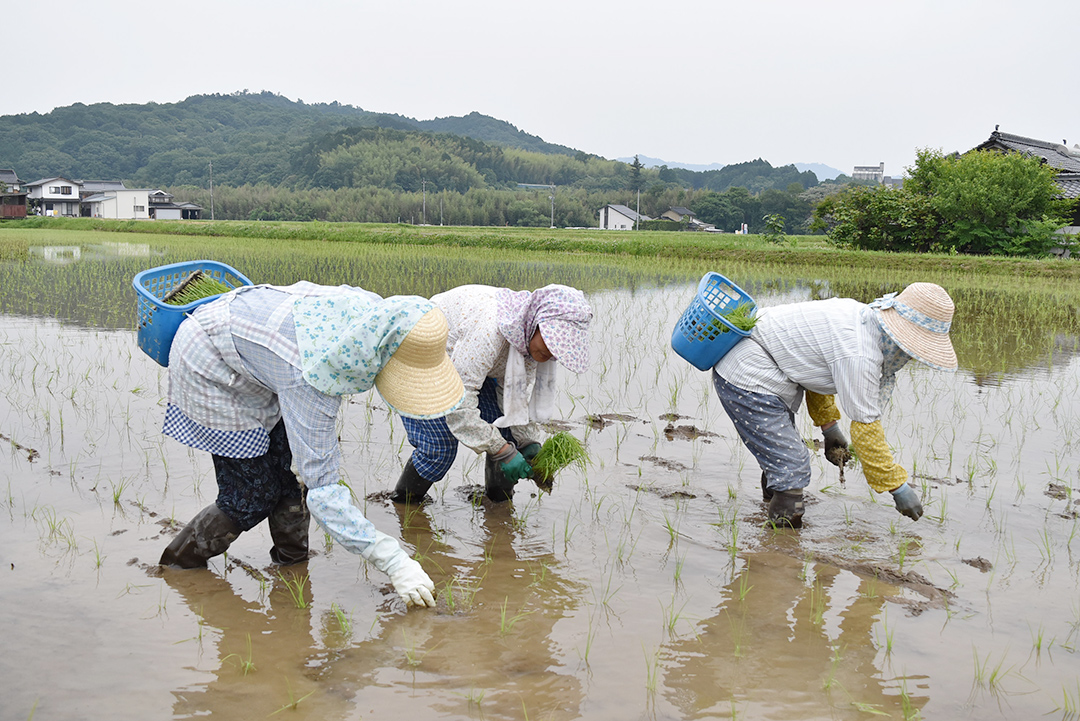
left=2, top=258, right=1080, bottom=720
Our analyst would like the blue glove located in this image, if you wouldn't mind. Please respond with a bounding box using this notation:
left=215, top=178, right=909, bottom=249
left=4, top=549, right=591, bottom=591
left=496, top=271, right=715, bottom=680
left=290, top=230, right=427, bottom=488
left=500, top=452, right=533, bottom=483
left=890, top=482, right=923, bottom=521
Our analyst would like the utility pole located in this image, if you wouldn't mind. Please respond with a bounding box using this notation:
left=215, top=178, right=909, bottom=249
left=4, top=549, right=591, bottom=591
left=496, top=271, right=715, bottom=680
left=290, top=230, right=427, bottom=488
left=635, top=188, right=640, bottom=230
left=549, top=184, right=556, bottom=228
left=422, top=179, right=427, bottom=225
left=209, top=160, right=214, bottom=221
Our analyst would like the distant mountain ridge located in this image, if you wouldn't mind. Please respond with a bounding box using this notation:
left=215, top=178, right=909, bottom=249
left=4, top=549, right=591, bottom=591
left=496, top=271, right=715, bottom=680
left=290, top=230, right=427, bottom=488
left=0, top=91, right=821, bottom=195
left=620, top=155, right=844, bottom=181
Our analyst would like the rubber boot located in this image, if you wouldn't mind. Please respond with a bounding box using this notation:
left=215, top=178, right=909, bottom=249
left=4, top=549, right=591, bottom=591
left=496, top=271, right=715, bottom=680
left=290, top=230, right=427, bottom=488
left=767, top=489, right=804, bottom=529
left=484, top=452, right=517, bottom=502
left=391, top=458, right=434, bottom=504
left=160, top=504, right=241, bottom=568
left=268, top=494, right=310, bottom=565
left=760, top=471, right=773, bottom=502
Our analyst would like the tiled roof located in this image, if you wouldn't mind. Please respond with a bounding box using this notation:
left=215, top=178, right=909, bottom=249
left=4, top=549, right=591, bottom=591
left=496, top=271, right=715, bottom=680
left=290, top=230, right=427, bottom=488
left=1055, top=173, right=1080, bottom=200
left=974, top=131, right=1080, bottom=172
left=0, top=169, right=19, bottom=184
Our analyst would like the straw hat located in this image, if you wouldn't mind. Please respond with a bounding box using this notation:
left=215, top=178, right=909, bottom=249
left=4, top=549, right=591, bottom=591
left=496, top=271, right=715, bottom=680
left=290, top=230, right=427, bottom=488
left=874, top=282, right=957, bottom=371
left=375, top=307, right=464, bottom=419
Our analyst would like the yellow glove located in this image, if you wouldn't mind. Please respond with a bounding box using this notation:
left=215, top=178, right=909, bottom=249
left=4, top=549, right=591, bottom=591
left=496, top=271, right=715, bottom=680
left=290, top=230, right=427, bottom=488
left=849, top=420, right=907, bottom=493
left=805, top=391, right=841, bottom=427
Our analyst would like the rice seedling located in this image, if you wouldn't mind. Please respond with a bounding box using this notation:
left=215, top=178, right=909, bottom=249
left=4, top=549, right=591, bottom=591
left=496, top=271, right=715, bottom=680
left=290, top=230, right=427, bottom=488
left=223, top=634, right=256, bottom=676
left=498, top=597, right=534, bottom=636
left=269, top=678, right=315, bottom=715
left=162, top=270, right=232, bottom=306
left=276, top=571, right=310, bottom=609
left=530, top=431, right=588, bottom=488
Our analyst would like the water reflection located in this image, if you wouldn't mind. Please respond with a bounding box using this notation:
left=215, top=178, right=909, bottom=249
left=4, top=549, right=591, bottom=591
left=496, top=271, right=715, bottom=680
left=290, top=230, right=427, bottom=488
left=314, top=500, right=587, bottom=720
left=662, top=545, right=928, bottom=719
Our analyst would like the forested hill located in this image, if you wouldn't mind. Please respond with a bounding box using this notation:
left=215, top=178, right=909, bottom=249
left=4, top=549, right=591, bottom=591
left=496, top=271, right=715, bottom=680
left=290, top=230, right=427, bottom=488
left=0, top=91, right=580, bottom=187
left=0, top=90, right=818, bottom=195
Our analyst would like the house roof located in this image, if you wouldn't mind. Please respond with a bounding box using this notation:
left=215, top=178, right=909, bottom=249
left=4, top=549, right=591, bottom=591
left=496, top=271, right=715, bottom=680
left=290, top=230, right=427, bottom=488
left=973, top=130, right=1080, bottom=172
left=78, top=180, right=127, bottom=192
left=668, top=206, right=695, bottom=216
left=605, top=204, right=651, bottom=221
left=1055, top=173, right=1080, bottom=200
left=26, top=177, right=81, bottom=187
left=0, top=169, right=20, bottom=184
left=80, top=193, right=109, bottom=203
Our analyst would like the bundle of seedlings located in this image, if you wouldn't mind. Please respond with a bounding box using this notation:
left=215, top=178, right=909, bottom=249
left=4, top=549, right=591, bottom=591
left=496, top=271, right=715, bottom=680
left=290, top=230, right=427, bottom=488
left=530, top=432, right=588, bottom=491
left=711, top=302, right=757, bottom=333
left=163, top=270, right=233, bottom=306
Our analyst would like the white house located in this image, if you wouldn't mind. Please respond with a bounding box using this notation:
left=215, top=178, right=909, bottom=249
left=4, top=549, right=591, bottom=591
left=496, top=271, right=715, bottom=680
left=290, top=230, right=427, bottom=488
left=81, top=189, right=151, bottom=219
left=599, top=203, right=650, bottom=230
left=25, top=177, right=82, bottom=217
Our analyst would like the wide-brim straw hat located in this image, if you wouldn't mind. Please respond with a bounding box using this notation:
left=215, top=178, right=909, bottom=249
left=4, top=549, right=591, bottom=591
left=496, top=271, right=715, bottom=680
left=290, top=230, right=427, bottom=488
left=375, top=307, right=464, bottom=419
left=876, top=282, right=958, bottom=371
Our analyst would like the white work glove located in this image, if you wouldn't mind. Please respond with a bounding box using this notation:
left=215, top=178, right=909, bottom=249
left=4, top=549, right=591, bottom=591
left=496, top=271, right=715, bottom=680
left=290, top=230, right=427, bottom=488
left=306, top=483, right=437, bottom=608
left=362, top=530, right=436, bottom=608
left=388, top=557, right=437, bottom=608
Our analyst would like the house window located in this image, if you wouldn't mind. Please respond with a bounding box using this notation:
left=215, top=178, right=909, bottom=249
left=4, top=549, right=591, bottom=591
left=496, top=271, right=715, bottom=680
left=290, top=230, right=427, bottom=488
left=134, top=205, right=145, bottom=212
left=50, top=186, right=60, bottom=194
left=60, top=186, right=72, bottom=195
left=45, top=203, right=54, bottom=210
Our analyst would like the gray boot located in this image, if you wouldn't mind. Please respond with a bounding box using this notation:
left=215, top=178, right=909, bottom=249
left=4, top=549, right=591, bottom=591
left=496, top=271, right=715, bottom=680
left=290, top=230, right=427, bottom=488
left=760, top=471, right=773, bottom=502
left=484, top=452, right=517, bottom=503
left=391, top=458, right=434, bottom=504
left=767, top=489, right=804, bottom=529
left=160, top=504, right=241, bottom=568
left=268, top=494, right=310, bottom=565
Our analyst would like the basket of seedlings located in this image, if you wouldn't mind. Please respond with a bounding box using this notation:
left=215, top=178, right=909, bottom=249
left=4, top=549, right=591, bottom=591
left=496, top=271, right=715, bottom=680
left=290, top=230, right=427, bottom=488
left=670, top=271, right=757, bottom=371
left=132, top=260, right=254, bottom=367
left=530, top=431, right=589, bottom=492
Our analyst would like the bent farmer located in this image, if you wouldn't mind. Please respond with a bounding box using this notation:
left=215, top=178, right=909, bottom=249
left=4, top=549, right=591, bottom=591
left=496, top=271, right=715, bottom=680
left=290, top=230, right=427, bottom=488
left=159, top=281, right=464, bottom=607
left=393, top=283, right=592, bottom=504
left=712, top=282, right=958, bottom=528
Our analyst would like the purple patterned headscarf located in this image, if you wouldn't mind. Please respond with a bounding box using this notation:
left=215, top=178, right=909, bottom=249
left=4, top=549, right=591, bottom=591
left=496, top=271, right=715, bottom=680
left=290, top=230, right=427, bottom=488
left=495, top=284, right=593, bottom=373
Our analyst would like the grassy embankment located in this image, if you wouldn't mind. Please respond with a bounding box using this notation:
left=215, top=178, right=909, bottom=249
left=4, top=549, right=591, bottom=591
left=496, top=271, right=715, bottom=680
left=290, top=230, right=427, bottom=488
left=6, top=216, right=1080, bottom=279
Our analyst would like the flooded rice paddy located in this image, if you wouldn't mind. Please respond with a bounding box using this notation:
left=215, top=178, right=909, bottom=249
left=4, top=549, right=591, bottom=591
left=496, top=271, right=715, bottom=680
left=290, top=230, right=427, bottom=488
left=2, top=228, right=1079, bottom=720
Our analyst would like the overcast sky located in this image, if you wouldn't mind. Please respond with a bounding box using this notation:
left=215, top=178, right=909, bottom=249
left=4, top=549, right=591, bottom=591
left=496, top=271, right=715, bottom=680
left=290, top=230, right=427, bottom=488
left=7, top=0, right=1078, bottom=178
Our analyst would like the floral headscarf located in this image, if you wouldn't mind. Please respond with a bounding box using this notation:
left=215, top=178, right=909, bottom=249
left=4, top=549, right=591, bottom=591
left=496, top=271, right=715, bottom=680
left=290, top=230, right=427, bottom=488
left=495, top=284, right=593, bottom=373
left=293, top=293, right=434, bottom=397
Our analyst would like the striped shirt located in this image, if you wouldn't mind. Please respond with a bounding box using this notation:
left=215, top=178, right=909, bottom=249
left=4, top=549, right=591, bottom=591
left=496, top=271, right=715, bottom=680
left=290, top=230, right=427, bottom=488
left=714, top=298, right=887, bottom=424
left=164, top=282, right=380, bottom=488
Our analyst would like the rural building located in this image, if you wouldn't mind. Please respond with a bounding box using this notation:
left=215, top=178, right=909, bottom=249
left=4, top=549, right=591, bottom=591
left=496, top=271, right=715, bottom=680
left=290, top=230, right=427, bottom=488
left=661, top=206, right=715, bottom=231
left=599, top=203, right=649, bottom=230
left=852, top=163, right=885, bottom=182
left=0, top=169, right=27, bottom=219
left=25, top=176, right=81, bottom=217
left=661, top=207, right=695, bottom=222
left=971, top=129, right=1080, bottom=232
left=81, top=188, right=151, bottom=219
left=79, top=180, right=128, bottom=199
left=1, top=169, right=22, bottom=191
left=148, top=190, right=203, bottom=219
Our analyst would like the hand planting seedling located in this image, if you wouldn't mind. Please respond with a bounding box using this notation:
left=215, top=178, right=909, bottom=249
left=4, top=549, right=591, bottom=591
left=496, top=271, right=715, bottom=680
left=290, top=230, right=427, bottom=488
left=530, top=432, right=588, bottom=491
left=163, top=271, right=232, bottom=306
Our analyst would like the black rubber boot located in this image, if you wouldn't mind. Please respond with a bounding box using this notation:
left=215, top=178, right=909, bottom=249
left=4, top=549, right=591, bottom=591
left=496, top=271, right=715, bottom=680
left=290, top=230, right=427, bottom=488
left=767, top=489, right=804, bottom=529
left=760, top=471, right=773, bottom=502
left=268, top=494, right=310, bottom=565
left=160, top=504, right=241, bottom=568
left=484, top=452, right=517, bottom=502
left=391, top=458, right=435, bottom=504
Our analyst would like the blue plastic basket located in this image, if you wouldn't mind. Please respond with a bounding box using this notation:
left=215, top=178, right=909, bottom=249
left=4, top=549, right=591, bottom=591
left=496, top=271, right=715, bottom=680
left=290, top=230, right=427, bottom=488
left=132, top=260, right=253, bottom=367
left=671, top=272, right=756, bottom=371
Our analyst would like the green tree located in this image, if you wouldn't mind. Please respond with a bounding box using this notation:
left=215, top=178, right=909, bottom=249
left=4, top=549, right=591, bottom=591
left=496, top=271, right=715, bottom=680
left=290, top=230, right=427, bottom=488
left=628, top=155, right=644, bottom=193
left=814, top=148, right=1074, bottom=256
